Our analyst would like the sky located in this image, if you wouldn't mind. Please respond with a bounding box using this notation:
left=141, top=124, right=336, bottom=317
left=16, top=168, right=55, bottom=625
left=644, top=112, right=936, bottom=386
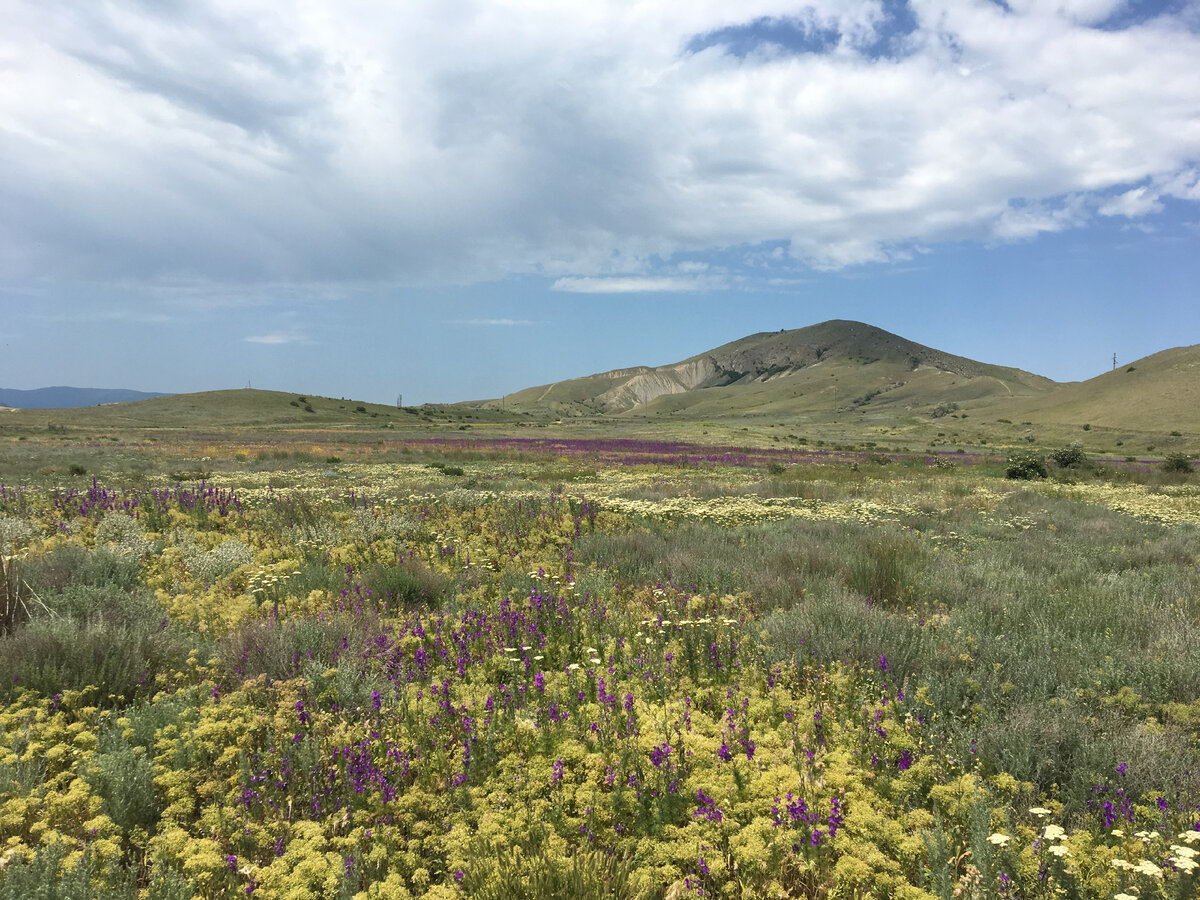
left=2, top=0, right=1199, bottom=405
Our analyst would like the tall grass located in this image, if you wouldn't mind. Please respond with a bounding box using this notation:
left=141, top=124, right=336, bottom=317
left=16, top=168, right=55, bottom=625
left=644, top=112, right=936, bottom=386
left=575, top=499, right=1200, bottom=813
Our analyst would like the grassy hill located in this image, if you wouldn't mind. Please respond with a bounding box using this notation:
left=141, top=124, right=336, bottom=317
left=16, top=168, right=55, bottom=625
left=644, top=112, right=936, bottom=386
left=0, top=389, right=520, bottom=434
left=1001, top=344, right=1200, bottom=435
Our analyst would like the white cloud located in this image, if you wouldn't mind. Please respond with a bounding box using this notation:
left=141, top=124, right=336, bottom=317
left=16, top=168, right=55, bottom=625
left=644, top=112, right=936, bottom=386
left=243, top=332, right=303, bottom=345
left=2, top=0, right=1199, bottom=290
left=552, top=276, right=726, bottom=293
left=450, top=318, right=535, bottom=326
left=1099, top=186, right=1164, bottom=218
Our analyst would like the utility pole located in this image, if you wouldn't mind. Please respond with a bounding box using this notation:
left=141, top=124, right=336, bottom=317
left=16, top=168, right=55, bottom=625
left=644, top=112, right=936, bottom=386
left=1113, top=353, right=1117, bottom=371
left=396, top=393, right=402, bottom=408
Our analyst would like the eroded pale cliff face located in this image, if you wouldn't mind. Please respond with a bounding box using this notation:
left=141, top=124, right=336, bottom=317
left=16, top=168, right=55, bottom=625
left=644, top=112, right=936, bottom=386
left=595, top=358, right=720, bottom=410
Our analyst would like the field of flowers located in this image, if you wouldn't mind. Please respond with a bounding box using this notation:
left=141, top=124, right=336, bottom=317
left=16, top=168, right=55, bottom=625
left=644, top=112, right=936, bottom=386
left=0, top=439, right=1198, bottom=899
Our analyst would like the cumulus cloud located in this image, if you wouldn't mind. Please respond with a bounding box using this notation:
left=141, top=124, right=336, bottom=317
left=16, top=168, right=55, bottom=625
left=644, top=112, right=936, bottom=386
left=2, top=0, right=1199, bottom=291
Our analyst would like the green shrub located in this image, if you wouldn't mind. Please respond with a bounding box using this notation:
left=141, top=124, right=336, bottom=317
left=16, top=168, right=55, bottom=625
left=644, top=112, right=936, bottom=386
left=0, top=618, right=190, bottom=706
left=1005, top=451, right=1047, bottom=480
left=361, top=559, right=446, bottom=608
left=1049, top=443, right=1086, bottom=468
left=43, top=582, right=161, bottom=628
left=0, top=840, right=134, bottom=900
left=930, top=402, right=959, bottom=419
left=1162, top=452, right=1194, bottom=473
left=21, top=545, right=143, bottom=596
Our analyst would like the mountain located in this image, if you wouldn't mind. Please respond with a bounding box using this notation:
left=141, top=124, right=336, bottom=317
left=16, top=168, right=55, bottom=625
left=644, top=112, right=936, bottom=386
left=493, top=320, right=1056, bottom=420
left=0, top=386, right=168, bottom=409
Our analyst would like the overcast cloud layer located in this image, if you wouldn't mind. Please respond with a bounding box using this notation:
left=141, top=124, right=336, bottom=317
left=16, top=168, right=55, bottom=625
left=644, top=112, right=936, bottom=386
left=3, top=0, right=1200, bottom=296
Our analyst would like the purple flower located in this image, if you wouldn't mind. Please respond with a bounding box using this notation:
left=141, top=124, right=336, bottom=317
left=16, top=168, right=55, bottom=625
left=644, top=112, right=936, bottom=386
left=1117, top=762, right=1128, bottom=777
left=694, top=789, right=724, bottom=822
left=649, top=743, right=672, bottom=768
left=552, top=758, right=564, bottom=785
left=828, top=796, right=843, bottom=836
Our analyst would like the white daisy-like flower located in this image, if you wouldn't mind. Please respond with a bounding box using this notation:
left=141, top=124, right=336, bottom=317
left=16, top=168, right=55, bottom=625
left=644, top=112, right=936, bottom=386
left=986, top=833, right=1010, bottom=846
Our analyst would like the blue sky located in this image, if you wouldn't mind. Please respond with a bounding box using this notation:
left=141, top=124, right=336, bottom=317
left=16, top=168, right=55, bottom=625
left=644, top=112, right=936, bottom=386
left=2, top=0, right=1198, bottom=404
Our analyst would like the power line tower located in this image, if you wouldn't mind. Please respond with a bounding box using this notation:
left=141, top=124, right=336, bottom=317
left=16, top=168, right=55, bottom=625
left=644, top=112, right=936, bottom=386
left=1113, top=353, right=1117, bottom=371
left=396, top=393, right=402, bottom=408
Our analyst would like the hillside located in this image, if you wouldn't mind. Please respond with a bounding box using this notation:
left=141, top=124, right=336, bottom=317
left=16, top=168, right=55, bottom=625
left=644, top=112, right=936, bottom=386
left=0, top=389, right=515, bottom=433
left=1004, top=344, right=1200, bottom=433
left=494, top=320, right=1056, bottom=420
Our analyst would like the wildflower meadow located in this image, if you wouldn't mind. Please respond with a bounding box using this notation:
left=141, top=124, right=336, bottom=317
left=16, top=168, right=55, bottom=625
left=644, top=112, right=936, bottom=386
left=0, top=436, right=1198, bottom=899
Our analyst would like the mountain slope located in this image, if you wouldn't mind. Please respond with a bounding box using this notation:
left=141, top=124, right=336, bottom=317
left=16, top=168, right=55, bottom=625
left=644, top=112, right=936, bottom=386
left=498, top=320, right=1056, bottom=418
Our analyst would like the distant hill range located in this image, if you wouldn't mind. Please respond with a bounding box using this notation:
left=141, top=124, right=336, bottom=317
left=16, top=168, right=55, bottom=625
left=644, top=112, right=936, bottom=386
left=461, top=319, right=1199, bottom=438
left=4, top=322, right=1197, bottom=441
left=0, top=386, right=168, bottom=409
